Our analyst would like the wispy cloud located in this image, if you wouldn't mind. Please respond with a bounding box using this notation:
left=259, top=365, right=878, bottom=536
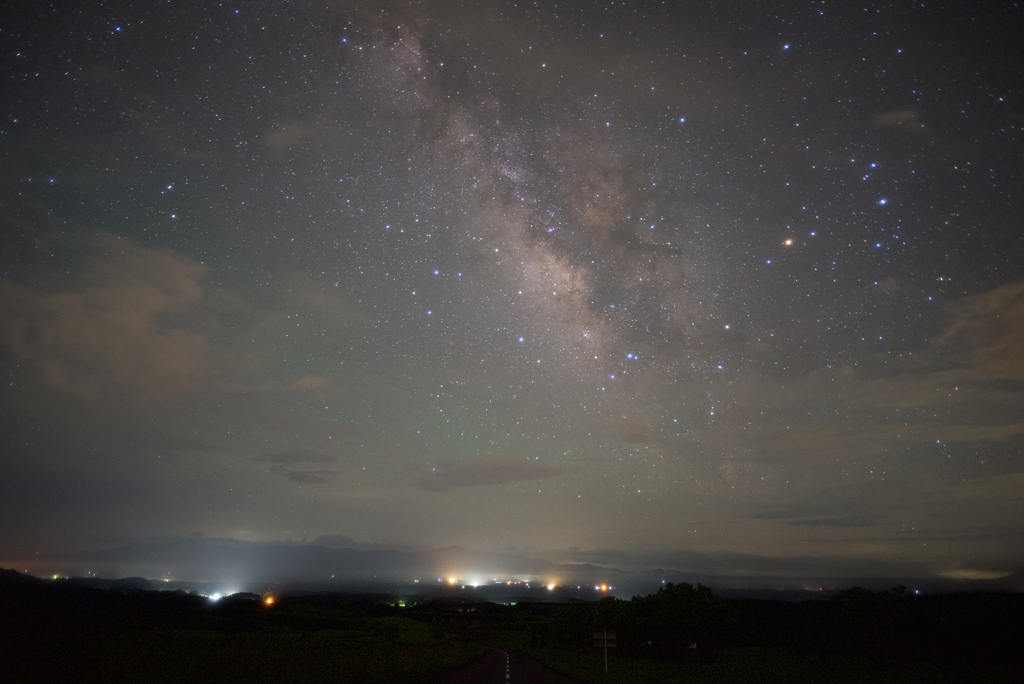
left=259, top=451, right=338, bottom=484
left=420, top=456, right=569, bottom=491
left=287, top=374, right=337, bottom=400
left=269, top=466, right=336, bottom=484
left=873, top=108, right=928, bottom=130
left=0, top=232, right=245, bottom=400
left=937, top=280, right=1024, bottom=382
left=261, top=450, right=336, bottom=465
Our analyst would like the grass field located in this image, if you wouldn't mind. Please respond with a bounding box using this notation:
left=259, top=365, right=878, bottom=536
left=3, top=576, right=1022, bottom=684
left=2, top=617, right=485, bottom=683
left=512, top=642, right=1024, bottom=684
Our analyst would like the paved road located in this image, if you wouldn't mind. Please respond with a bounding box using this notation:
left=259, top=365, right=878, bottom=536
left=425, top=647, right=582, bottom=683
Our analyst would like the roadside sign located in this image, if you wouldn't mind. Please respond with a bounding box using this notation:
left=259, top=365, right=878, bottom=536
left=594, top=629, right=616, bottom=674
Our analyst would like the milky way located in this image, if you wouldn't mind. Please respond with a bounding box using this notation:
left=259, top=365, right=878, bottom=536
left=1, top=1, right=1022, bottom=586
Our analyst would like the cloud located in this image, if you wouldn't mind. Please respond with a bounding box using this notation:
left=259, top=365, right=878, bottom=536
left=734, top=421, right=896, bottom=464
left=264, top=123, right=314, bottom=154
left=554, top=546, right=934, bottom=581
left=940, top=568, right=1014, bottom=581
left=287, top=374, right=337, bottom=399
left=288, top=374, right=332, bottom=390
left=753, top=511, right=881, bottom=528
left=263, top=121, right=357, bottom=159
left=261, top=450, right=336, bottom=465
left=312, top=533, right=370, bottom=548
left=269, top=466, right=336, bottom=484
left=721, top=281, right=1024, bottom=469
left=873, top=108, right=930, bottom=133
left=420, top=456, right=569, bottom=491
left=937, top=280, right=1024, bottom=382
left=0, top=233, right=246, bottom=400
left=605, top=413, right=658, bottom=444
left=259, top=451, right=337, bottom=484
left=113, top=426, right=216, bottom=458
left=750, top=490, right=885, bottom=529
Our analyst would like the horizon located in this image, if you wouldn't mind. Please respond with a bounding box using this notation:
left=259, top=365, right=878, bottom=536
left=1, top=2, right=1022, bottom=593
left=5, top=535, right=1021, bottom=599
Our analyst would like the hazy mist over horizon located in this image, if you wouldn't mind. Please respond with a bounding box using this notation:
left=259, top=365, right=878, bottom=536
left=8, top=535, right=1022, bottom=599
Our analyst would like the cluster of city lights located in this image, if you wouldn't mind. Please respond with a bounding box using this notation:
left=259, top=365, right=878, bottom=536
left=428, top=576, right=612, bottom=592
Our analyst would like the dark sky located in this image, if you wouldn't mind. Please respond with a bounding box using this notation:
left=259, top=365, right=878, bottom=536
left=1, top=1, right=1022, bottom=586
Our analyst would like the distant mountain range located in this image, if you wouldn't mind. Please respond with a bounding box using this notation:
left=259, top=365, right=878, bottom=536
left=5, top=536, right=1018, bottom=597
left=51, top=537, right=609, bottom=587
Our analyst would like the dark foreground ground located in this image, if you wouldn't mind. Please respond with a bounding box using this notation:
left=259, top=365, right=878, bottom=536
left=1, top=569, right=1021, bottom=683
left=424, top=647, right=582, bottom=683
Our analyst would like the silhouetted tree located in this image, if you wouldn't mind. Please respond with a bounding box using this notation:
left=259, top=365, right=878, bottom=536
left=833, top=585, right=910, bottom=662
left=623, top=583, right=731, bottom=661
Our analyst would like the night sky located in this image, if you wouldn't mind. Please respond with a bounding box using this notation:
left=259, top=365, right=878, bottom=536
left=2, top=1, right=1023, bottom=588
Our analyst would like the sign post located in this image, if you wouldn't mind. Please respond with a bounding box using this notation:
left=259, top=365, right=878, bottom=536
left=593, top=629, right=617, bottom=673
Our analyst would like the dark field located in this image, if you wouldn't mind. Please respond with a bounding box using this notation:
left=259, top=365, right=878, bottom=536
left=2, top=569, right=1021, bottom=683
